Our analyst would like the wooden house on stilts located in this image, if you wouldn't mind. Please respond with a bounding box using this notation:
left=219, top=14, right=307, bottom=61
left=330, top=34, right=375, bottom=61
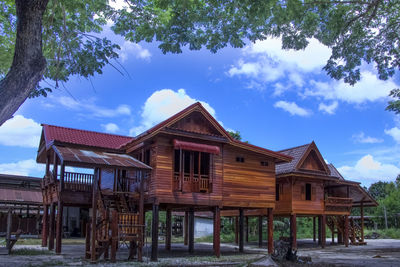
left=37, top=103, right=377, bottom=262
left=37, top=102, right=292, bottom=262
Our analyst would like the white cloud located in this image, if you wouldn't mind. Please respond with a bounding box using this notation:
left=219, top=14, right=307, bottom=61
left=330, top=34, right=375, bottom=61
left=274, top=101, right=311, bottom=117
left=101, top=123, right=120, bottom=133
left=385, top=127, right=400, bottom=143
left=245, top=38, right=331, bottom=71
left=0, top=159, right=45, bottom=177
left=318, top=101, right=338, bottom=115
left=273, top=83, right=289, bottom=96
left=119, top=42, right=151, bottom=62
left=338, top=154, right=400, bottom=183
left=53, top=96, right=131, bottom=118
left=130, top=89, right=216, bottom=136
left=0, top=115, right=41, bottom=148
left=306, top=71, right=398, bottom=104
left=352, top=132, right=383, bottom=144
left=227, top=38, right=331, bottom=97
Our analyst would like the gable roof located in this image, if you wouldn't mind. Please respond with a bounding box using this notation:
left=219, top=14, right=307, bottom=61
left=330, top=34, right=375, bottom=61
left=42, top=124, right=134, bottom=150
left=127, top=102, right=231, bottom=144
left=124, top=102, right=292, bottom=163
left=276, top=141, right=330, bottom=176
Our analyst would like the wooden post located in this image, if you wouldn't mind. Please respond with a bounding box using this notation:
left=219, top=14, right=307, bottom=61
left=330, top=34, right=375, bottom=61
left=213, top=206, right=220, bottom=258
left=151, top=203, right=159, bottom=261
left=239, top=209, right=244, bottom=252
left=42, top=205, right=49, bottom=247
left=6, top=209, right=12, bottom=254
left=59, top=164, right=65, bottom=191
left=321, top=215, right=326, bottom=248
left=317, top=215, right=321, bottom=245
left=267, top=208, right=273, bottom=254
left=290, top=214, right=297, bottom=250
left=344, top=215, right=349, bottom=247
left=361, top=201, right=364, bottom=243
left=138, top=171, right=145, bottom=262
left=165, top=209, right=172, bottom=251
left=234, top=216, right=239, bottom=244
left=331, top=221, right=335, bottom=244
left=258, top=215, right=263, bottom=248
left=184, top=211, right=188, bottom=246
left=85, top=222, right=91, bottom=259
left=245, top=216, right=249, bottom=243
left=48, top=203, right=55, bottom=250
left=52, top=152, right=58, bottom=183
left=110, top=210, right=117, bottom=263
left=56, top=200, right=63, bottom=254
left=313, top=216, right=316, bottom=242
left=188, top=208, right=194, bottom=253
left=90, top=168, right=99, bottom=263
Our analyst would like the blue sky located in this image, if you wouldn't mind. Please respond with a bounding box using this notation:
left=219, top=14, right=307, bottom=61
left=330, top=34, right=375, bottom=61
left=0, top=24, right=399, bottom=188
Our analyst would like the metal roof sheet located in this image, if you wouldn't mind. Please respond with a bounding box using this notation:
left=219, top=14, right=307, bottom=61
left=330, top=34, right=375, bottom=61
left=53, top=145, right=152, bottom=170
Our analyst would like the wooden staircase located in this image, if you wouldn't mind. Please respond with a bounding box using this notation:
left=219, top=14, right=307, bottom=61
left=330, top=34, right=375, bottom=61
left=349, top=217, right=366, bottom=245
left=326, top=216, right=366, bottom=246
left=85, top=179, right=145, bottom=263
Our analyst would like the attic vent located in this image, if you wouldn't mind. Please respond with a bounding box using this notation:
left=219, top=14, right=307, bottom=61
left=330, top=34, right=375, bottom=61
left=236, top=156, right=244, bottom=163
left=260, top=161, right=269, bottom=166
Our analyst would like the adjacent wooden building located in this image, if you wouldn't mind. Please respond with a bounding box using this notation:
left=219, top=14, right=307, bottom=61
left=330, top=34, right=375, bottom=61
left=37, top=102, right=292, bottom=261
left=275, top=142, right=378, bottom=250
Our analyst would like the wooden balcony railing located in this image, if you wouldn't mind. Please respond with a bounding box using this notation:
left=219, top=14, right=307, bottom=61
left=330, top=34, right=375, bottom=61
left=325, top=196, right=353, bottom=212
left=173, top=172, right=211, bottom=193
left=64, top=172, right=94, bottom=192
left=116, top=176, right=148, bottom=193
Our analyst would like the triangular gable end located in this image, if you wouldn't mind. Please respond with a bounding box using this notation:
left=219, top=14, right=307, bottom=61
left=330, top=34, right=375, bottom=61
left=296, top=142, right=330, bottom=174
left=125, top=103, right=232, bottom=151
left=168, top=110, right=226, bottom=137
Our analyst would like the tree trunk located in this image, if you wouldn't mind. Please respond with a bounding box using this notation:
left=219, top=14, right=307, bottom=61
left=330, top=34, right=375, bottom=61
left=0, top=0, right=48, bottom=126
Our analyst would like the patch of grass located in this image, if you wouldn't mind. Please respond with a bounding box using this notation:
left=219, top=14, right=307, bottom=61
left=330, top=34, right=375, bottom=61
left=365, top=228, right=400, bottom=239
left=11, top=248, right=53, bottom=256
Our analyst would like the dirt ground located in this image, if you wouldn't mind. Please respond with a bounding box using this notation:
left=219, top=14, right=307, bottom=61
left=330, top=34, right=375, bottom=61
left=297, top=239, right=400, bottom=267
left=0, top=239, right=399, bottom=267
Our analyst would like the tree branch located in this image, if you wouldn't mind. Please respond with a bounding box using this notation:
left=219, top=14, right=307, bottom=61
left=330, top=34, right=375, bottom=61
left=0, top=0, right=49, bottom=125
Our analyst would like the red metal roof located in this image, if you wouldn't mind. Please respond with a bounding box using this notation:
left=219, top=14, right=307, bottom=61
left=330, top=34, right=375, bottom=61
left=43, top=124, right=134, bottom=150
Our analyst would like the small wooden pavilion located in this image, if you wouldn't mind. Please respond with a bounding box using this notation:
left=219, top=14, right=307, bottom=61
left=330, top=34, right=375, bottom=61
left=37, top=102, right=292, bottom=262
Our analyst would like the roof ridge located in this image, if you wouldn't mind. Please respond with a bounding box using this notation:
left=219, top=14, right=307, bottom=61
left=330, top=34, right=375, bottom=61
left=43, top=124, right=134, bottom=139
left=278, top=142, right=311, bottom=152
